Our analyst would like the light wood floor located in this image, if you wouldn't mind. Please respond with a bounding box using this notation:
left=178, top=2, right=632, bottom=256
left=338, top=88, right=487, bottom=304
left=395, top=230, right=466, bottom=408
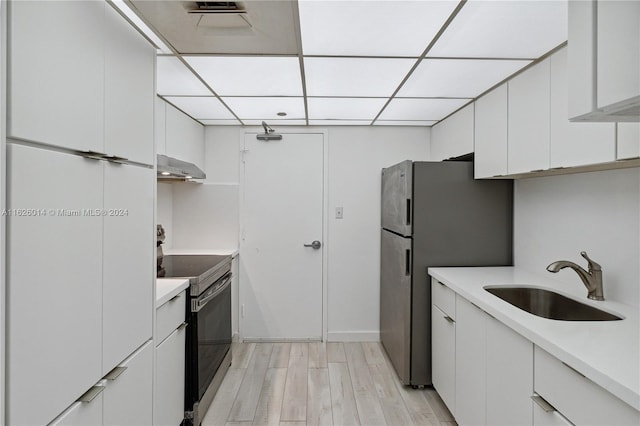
left=201, top=342, right=457, bottom=426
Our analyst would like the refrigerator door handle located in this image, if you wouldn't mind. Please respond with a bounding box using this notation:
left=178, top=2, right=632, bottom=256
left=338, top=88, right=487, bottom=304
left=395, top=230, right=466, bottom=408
left=406, top=199, right=411, bottom=226
left=405, top=249, right=411, bottom=276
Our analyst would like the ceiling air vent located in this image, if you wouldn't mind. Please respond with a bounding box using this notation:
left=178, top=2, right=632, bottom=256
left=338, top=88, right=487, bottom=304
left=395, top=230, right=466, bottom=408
left=187, top=1, right=252, bottom=34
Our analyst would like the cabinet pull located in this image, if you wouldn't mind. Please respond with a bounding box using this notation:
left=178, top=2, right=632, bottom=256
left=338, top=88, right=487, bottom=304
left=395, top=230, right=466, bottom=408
left=530, top=169, right=544, bottom=173
left=169, top=293, right=182, bottom=303
left=405, top=249, right=411, bottom=276
left=78, top=150, right=107, bottom=160
left=531, top=394, right=556, bottom=413
left=177, top=322, right=188, bottom=331
left=104, top=154, right=129, bottom=164
left=406, top=199, right=411, bottom=225
left=78, top=385, right=105, bottom=403
left=561, top=361, right=586, bottom=378
left=437, top=280, right=445, bottom=286
left=443, top=315, right=455, bottom=324
left=104, top=366, right=127, bottom=381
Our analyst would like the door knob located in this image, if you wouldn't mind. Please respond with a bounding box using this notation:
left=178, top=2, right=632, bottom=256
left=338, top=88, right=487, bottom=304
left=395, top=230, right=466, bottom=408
left=304, top=240, right=322, bottom=250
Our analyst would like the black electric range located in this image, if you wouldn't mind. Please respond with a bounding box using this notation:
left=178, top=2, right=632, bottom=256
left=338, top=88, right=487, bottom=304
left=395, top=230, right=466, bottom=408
left=158, top=254, right=233, bottom=426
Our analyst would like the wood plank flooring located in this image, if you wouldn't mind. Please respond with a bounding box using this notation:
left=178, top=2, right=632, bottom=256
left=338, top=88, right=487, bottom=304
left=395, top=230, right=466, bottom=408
left=202, top=342, right=456, bottom=426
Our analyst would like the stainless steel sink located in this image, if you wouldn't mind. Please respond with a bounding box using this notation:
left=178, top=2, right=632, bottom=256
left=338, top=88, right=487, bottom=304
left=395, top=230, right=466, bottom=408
left=484, top=286, right=622, bottom=321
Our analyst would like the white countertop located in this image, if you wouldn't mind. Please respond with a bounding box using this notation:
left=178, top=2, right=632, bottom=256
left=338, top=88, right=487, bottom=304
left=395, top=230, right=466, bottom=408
left=156, top=278, right=189, bottom=308
left=428, top=266, right=640, bottom=411
left=163, top=248, right=238, bottom=257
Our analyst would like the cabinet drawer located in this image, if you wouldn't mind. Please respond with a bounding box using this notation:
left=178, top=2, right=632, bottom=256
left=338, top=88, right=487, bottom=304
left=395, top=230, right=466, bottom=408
left=432, top=278, right=455, bottom=318
left=155, top=326, right=186, bottom=426
left=534, top=346, right=639, bottom=426
left=156, top=290, right=186, bottom=344
left=532, top=395, right=573, bottom=426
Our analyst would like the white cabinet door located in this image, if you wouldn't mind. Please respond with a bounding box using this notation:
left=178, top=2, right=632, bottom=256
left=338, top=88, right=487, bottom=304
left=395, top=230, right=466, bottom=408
left=617, top=123, right=640, bottom=160
left=532, top=399, right=574, bottom=426
left=6, top=144, right=103, bottom=426
left=455, top=296, right=486, bottom=426
left=165, top=103, right=205, bottom=169
left=103, top=341, right=154, bottom=426
left=432, top=305, right=456, bottom=413
left=431, top=103, right=474, bottom=161
left=8, top=0, right=104, bottom=152
left=508, top=59, right=551, bottom=174
left=486, top=316, right=533, bottom=426
left=103, top=164, right=154, bottom=374
left=567, top=0, right=597, bottom=120
left=104, top=4, right=155, bottom=165
left=474, top=85, right=508, bottom=178
left=156, top=97, right=167, bottom=156
left=597, top=0, right=640, bottom=110
left=550, top=48, right=616, bottom=168
left=155, top=326, right=186, bottom=426
left=49, top=397, right=103, bottom=426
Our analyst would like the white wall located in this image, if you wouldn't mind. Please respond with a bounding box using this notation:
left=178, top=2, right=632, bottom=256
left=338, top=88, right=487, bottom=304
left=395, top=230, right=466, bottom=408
left=196, top=125, right=430, bottom=340
left=156, top=182, right=174, bottom=248
left=514, top=167, right=640, bottom=308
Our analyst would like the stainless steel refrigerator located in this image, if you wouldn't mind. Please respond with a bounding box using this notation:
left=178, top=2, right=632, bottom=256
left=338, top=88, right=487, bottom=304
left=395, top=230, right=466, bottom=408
left=380, top=160, right=513, bottom=387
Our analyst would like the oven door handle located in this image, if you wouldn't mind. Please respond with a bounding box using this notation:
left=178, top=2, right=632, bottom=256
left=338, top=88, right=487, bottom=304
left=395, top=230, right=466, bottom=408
left=193, top=274, right=231, bottom=313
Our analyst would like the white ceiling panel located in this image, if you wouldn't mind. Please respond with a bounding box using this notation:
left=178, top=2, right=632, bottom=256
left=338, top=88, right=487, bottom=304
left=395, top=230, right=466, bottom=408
left=184, top=56, right=303, bottom=96
left=298, top=0, right=459, bottom=57
left=157, top=56, right=211, bottom=96
left=398, top=58, right=530, bottom=98
left=428, top=0, right=567, bottom=58
left=242, top=119, right=308, bottom=126
left=308, top=120, right=372, bottom=126
left=374, top=120, right=437, bottom=126
left=222, top=97, right=306, bottom=120
left=304, top=57, right=415, bottom=97
left=307, top=97, right=388, bottom=120
left=379, top=98, right=470, bottom=121
left=198, top=120, right=242, bottom=126
left=163, top=96, right=236, bottom=120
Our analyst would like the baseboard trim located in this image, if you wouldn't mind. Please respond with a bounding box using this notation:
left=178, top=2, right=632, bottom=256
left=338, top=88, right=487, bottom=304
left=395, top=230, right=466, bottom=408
left=327, top=331, right=380, bottom=342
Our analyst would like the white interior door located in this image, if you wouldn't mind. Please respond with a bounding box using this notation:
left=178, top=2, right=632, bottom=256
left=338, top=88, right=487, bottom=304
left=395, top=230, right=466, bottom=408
left=240, top=132, right=324, bottom=340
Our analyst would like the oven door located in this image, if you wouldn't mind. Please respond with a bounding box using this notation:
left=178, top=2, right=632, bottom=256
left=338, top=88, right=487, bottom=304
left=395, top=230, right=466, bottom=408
left=185, top=273, right=232, bottom=409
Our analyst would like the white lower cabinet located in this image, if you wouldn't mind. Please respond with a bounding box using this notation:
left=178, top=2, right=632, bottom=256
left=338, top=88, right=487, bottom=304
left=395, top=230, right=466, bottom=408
left=155, top=326, right=187, bottom=426
left=103, top=341, right=154, bottom=426
left=49, top=395, right=104, bottom=426
left=486, top=316, right=533, bottom=426
left=432, top=304, right=456, bottom=412
left=532, top=399, right=574, bottom=426
left=154, top=289, right=187, bottom=426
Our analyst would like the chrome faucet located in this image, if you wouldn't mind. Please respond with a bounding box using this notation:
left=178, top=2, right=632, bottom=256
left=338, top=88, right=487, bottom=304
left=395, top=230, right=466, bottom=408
left=546, top=251, right=604, bottom=301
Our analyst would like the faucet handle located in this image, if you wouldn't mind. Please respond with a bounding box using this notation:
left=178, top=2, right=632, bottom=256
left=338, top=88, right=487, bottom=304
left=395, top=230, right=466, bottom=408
left=580, top=251, right=601, bottom=272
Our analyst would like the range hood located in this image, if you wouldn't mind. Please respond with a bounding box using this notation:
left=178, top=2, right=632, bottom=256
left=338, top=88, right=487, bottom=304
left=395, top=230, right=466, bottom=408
left=157, top=154, right=206, bottom=181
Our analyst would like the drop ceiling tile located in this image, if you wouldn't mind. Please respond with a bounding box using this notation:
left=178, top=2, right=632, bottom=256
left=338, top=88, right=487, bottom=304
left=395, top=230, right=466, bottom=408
left=374, top=120, right=437, bottom=126
left=308, top=120, right=372, bottom=126
left=198, top=119, right=242, bottom=126
left=428, top=0, right=567, bottom=58
left=398, top=58, right=530, bottom=98
left=304, top=57, right=415, bottom=97
left=242, top=119, right=308, bottom=126
left=379, top=98, right=470, bottom=121
left=184, top=56, right=303, bottom=96
left=163, top=96, right=235, bottom=120
left=157, top=56, right=211, bottom=96
left=222, top=97, right=305, bottom=120
left=307, top=97, right=388, bottom=120
left=298, top=0, right=459, bottom=56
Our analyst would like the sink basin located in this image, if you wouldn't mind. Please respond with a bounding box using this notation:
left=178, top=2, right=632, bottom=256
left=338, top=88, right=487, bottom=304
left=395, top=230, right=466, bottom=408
left=484, top=286, right=622, bottom=321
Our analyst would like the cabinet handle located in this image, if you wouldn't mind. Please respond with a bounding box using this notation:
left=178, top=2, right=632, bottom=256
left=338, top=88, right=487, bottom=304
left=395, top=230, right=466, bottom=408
left=530, top=169, right=544, bottom=173
left=78, top=150, right=107, bottom=160
left=169, top=293, right=182, bottom=303
left=104, top=154, right=129, bottom=164
left=406, top=199, right=411, bottom=225
left=531, top=394, right=556, bottom=413
left=104, top=366, right=127, bottom=381
left=177, top=322, right=188, bottom=331
left=78, top=385, right=105, bottom=403
left=405, top=249, right=411, bottom=276
left=443, top=315, right=455, bottom=324
left=561, top=361, right=586, bottom=378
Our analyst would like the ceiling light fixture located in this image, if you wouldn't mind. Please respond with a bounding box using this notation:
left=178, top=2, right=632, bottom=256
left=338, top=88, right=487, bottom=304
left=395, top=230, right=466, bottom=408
left=109, top=0, right=173, bottom=54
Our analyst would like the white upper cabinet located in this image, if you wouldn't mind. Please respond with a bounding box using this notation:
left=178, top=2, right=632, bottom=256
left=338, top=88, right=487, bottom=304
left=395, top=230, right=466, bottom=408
left=8, top=0, right=105, bottom=151
left=617, top=123, right=640, bottom=160
left=549, top=48, right=616, bottom=168
left=568, top=0, right=640, bottom=121
left=508, top=58, right=551, bottom=174
left=104, top=4, right=155, bottom=164
left=474, top=85, right=508, bottom=178
left=430, top=103, right=474, bottom=161
left=165, top=102, right=205, bottom=169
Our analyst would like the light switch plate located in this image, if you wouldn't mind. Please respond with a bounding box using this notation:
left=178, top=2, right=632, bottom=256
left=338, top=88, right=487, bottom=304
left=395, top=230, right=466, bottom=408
left=335, top=207, right=344, bottom=219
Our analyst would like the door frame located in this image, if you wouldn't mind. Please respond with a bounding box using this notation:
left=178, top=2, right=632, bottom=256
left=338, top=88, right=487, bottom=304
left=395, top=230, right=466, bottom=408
left=238, top=127, right=329, bottom=342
